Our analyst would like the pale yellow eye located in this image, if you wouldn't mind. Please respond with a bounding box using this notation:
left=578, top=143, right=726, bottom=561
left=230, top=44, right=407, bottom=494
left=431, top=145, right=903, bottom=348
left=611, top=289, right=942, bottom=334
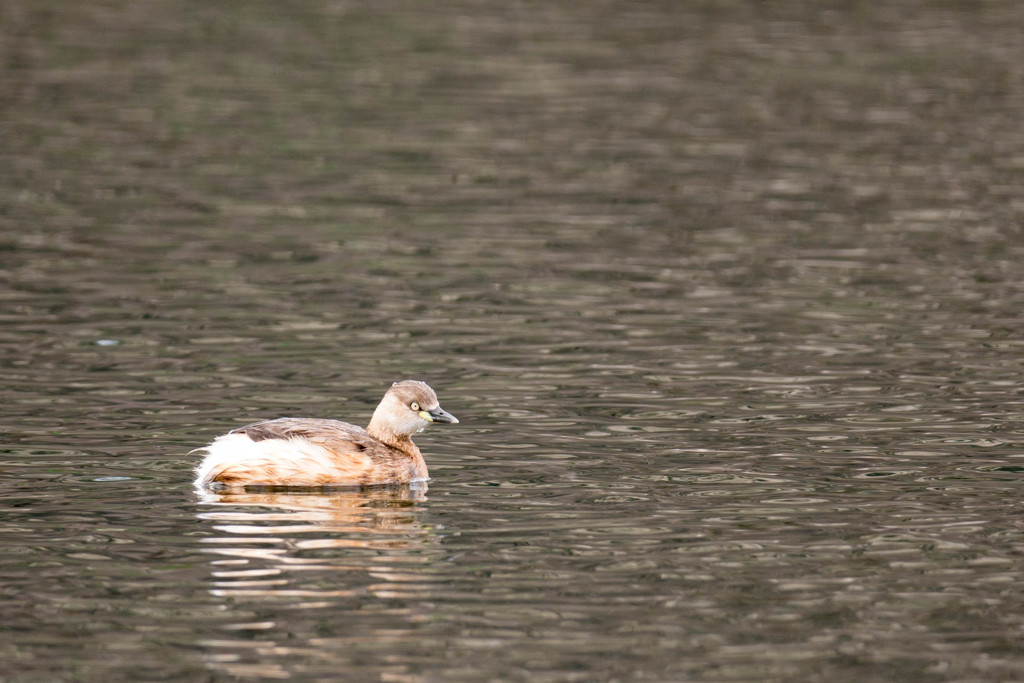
left=411, top=402, right=420, bottom=411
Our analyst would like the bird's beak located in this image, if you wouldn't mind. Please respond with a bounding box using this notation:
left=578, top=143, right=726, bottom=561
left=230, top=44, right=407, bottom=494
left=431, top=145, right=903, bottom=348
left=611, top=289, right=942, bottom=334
left=421, top=406, right=459, bottom=424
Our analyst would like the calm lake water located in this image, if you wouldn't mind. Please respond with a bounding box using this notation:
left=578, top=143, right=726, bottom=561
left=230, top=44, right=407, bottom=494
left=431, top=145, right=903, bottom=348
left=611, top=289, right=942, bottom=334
left=3, top=1, right=1024, bottom=681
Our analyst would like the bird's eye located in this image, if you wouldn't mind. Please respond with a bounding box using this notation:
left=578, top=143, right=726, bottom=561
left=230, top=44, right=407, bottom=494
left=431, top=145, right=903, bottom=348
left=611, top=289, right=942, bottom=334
left=411, top=402, right=420, bottom=411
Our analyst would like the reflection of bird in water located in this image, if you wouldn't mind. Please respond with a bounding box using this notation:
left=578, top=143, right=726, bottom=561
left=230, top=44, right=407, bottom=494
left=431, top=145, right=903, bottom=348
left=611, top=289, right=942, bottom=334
left=193, top=380, right=458, bottom=490
left=198, top=486, right=429, bottom=540
left=197, top=486, right=436, bottom=679
left=197, top=487, right=435, bottom=605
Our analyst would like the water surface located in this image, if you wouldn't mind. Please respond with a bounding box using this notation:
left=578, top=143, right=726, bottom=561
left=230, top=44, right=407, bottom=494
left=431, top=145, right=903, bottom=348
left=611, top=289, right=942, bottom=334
left=3, top=1, right=1024, bottom=680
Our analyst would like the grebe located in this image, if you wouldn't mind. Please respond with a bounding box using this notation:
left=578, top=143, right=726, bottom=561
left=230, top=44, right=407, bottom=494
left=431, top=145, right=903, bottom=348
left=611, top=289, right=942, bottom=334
left=193, top=380, right=458, bottom=490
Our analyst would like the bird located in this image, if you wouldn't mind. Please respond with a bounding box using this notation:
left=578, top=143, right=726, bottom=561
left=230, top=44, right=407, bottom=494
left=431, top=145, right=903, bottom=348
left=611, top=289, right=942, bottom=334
left=193, top=380, right=458, bottom=490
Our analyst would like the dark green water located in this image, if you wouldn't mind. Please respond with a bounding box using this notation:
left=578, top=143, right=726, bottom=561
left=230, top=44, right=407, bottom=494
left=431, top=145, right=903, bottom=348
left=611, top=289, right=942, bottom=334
left=3, top=1, right=1024, bottom=680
